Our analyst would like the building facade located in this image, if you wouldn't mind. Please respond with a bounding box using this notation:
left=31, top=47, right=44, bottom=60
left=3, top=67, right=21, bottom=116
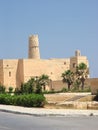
left=0, top=35, right=89, bottom=90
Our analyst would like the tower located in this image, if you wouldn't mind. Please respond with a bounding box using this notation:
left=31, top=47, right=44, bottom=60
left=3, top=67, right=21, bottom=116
left=75, top=50, right=81, bottom=57
left=28, top=35, right=40, bottom=59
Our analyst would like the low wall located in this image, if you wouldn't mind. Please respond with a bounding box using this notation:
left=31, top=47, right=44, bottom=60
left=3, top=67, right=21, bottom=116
left=45, top=101, right=98, bottom=110
left=50, top=80, right=67, bottom=91
left=90, top=78, right=98, bottom=95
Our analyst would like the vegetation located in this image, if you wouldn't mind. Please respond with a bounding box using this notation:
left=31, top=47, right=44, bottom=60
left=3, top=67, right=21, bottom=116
left=37, top=74, right=49, bottom=92
left=0, top=74, right=50, bottom=107
left=0, top=84, right=5, bottom=94
left=75, top=63, right=89, bottom=90
left=0, top=65, right=90, bottom=107
left=20, top=78, right=35, bottom=94
left=61, top=63, right=89, bottom=91
left=61, top=70, right=74, bottom=90
left=8, top=87, right=13, bottom=93
left=19, top=74, right=50, bottom=94
left=0, top=94, right=45, bottom=107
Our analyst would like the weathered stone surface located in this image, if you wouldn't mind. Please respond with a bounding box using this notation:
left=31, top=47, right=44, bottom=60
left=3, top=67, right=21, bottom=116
left=45, top=101, right=98, bottom=110
left=90, top=78, right=98, bottom=94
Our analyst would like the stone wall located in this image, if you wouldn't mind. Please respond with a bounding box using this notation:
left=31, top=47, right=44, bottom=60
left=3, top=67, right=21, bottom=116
left=3, top=59, right=19, bottom=90
left=90, top=78, right=98, bottom=94
left=50, top=80, right=67, bottom=91
left=0, top=49, right=90, bottom=91
left=23, top=58, right=70, bottom=82
left=0, top=60, right=3, bottom=85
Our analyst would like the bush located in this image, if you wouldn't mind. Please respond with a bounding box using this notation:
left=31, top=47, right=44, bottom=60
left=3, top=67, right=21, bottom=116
left=61, top=87, right=67, bottom=92
left=0, top=94, right=14, bottom=105
left=8, top=87, right=13, bottom=93
left=0, top=85, right=5, bottom=93
left=14, top=88, right=22, bottom=95
left=0, top=94, right=46, bottom=107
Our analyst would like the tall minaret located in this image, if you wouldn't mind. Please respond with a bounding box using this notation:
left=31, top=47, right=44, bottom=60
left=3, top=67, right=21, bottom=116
left=28, top=35, right=40, bottom=59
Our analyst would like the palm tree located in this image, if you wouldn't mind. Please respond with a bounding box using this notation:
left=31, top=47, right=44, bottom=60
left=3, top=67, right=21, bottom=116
left=38, top=74, right=49, bottom=91
left=61, top=70, right=74, bottom=91
left=35, top=74, right=50, bottom=94
left=76, top=63, right=89, bottom=90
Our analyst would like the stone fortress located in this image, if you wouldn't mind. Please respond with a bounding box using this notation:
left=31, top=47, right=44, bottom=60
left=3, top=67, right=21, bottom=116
left=0, top=35, right=89, bottom=90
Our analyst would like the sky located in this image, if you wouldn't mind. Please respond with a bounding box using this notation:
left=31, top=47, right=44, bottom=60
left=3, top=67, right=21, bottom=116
left=0, top=0, right=98, bottom=78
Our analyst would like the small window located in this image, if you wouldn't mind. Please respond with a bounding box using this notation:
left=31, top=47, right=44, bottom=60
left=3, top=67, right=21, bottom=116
left=9, top=71, right=11, bottom=77
left=73, top=63, right=76, bottom=68
left=51, top=72, right=53, bottom=75
left=64, top=62, right=66, bottom=65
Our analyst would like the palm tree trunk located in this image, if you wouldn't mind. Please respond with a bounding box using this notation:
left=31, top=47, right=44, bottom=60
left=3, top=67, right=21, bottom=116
left=81, top=82, right=84, bottom=90
left=68, top=84, right=70, bottom=91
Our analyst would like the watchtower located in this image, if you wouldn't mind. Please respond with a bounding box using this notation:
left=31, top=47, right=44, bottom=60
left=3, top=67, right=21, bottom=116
left=75, top=50, right=81, bottom=57
left=28, top=35, right=40, bottom=59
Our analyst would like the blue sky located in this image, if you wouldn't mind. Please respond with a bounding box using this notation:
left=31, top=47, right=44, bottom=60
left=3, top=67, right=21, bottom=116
left=0, top=0, right=98, bottom=78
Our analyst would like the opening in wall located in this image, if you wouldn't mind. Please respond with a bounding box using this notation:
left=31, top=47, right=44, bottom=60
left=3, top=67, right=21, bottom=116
left=9, top=71, right=11, bottom=77
left=73, top=63, right=76, bottom=68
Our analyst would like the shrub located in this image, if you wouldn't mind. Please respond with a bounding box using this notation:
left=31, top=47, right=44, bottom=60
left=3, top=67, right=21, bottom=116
left=0, top=94, right=46, bottom=107
left=0, top=85, right=5, bottom=93
left=0, top=94, right=13, bottom=105
left=8, top=87, right=13, bottom=93
left=61, top=87, right=67, bottom=92
left=14, top=88, right=21, bottom=95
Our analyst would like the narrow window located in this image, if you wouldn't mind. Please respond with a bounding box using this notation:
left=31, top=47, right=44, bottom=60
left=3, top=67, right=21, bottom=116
left=73, top=63, right=76, bottom=68
left=64, top=62, right=66, bottom=65
left=9, top=71, right=11, bottom=77
left=51, top=72, right=53, bottom=75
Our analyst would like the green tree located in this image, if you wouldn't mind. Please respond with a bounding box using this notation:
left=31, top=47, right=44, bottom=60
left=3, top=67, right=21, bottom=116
left=20, top=74, right=50, bottom=94
left=20, top=78, right=35, bottom=94
left=39, top=74, right=49, bottom=90
left=61, top=70, right=74, bottom=90
left=35, top=74, right=50, bottom=94
left=0, top=84, right=5, bottom=93
left=76, top=63, right=89, bottom=90
left=8, top=87, right=13, bottom=93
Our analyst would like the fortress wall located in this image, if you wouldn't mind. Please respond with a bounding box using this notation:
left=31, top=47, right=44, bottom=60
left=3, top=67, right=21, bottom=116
left=23, top=58, right=70, bottom=82
left=16, top=59, right=24, bottom=88
left=3, top=59, right=19, bottom=90
left=70, top=56, right=89, bottom=73
left=51, top=79, right=91, bottom=91
left=89, top=78, right=98, bottom=94
left=77, top=56, right=89, bottom=67
left=51, top=80, right=67, bottom=91
left=0, top=60, right=3, bottom=85
left=70, top=57, right=78, bottom=72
